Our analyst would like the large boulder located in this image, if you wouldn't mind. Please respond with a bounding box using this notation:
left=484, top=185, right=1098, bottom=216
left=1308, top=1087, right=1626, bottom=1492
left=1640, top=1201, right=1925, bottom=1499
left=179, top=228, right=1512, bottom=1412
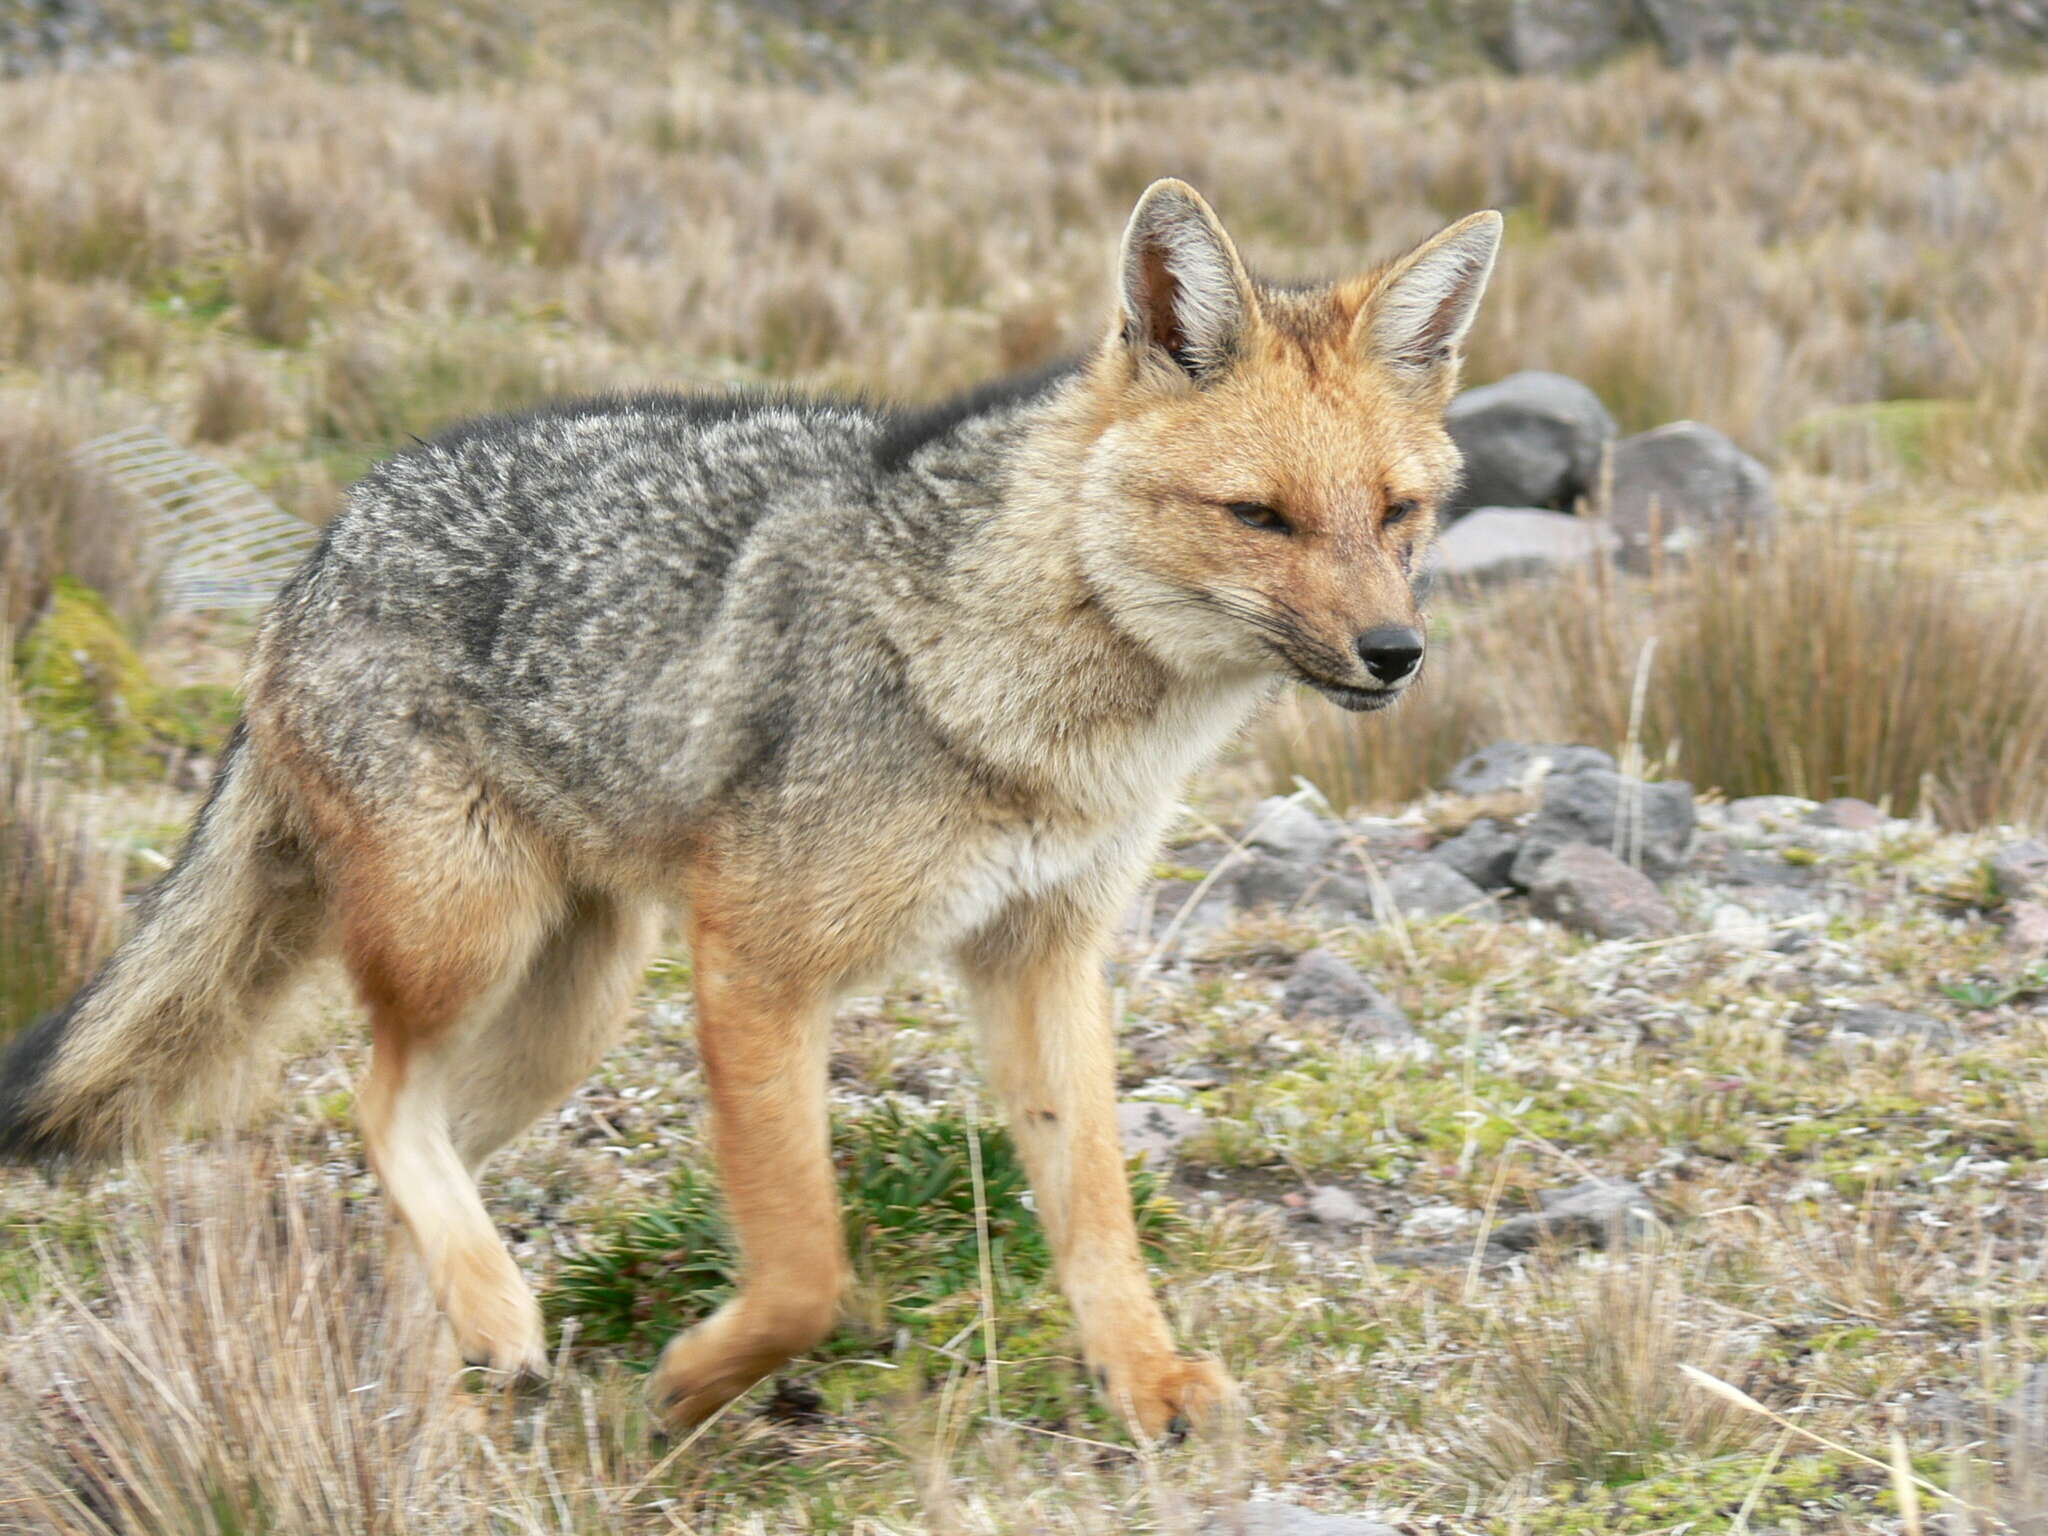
left=1522, top=843, right=1680, bottom=939
left=1606, top=421, right=1779, bottom=570
left=1511, top=767, right=1696, bottom=884
left=1446, top=371, right=1619, bottom=516
left=1428, top=507, right=1617, bottom=586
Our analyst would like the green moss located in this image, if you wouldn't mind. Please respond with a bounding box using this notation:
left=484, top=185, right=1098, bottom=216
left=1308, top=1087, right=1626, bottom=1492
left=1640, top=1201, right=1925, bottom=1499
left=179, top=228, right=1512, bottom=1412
left=13, top=576, right=161, bottom=774
left=12, top=580, right=240, bottom=776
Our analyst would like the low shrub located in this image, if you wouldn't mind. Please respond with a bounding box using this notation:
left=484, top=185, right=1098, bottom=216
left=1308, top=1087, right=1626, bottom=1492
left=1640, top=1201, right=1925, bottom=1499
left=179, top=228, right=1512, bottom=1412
left=547, top=1101, right=1179, bottom=1367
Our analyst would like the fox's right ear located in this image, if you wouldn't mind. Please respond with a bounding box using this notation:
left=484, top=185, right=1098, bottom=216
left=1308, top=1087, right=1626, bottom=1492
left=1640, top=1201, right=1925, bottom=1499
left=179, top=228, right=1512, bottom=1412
left=1115, top=179, right=1257, bottom=385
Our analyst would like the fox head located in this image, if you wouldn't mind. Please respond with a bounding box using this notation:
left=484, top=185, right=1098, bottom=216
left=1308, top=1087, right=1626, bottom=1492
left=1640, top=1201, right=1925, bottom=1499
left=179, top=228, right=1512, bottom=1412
left=1070, top=179, right=1501, bottom=711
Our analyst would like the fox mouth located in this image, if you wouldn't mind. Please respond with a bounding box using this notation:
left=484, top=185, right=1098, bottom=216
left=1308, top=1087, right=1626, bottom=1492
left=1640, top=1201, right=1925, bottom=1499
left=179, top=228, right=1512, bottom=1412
left=1296, top=671, right=1405, bottom=713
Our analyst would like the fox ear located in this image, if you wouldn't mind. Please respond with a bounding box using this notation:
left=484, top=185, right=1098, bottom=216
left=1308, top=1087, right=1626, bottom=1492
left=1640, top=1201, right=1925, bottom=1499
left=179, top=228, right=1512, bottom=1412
left=1116, top=179, right=1257, bottom=383
left=1359, top=210, right=1502, bottom=376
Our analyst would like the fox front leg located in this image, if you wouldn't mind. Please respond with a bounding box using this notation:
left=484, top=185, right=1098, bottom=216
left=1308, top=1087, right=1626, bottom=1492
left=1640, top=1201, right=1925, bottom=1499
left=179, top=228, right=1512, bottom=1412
left=958, top=902, right=1235, bottom=1438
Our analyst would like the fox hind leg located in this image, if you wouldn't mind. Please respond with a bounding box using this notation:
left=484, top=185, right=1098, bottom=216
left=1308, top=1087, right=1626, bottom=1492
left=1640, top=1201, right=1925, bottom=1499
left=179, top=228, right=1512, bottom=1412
left=335, top=789, right=571, bottom=1377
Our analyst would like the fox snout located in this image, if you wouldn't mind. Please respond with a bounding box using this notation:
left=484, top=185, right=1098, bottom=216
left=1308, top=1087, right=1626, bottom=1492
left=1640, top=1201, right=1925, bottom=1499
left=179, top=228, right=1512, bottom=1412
left=1355, top=624, right=1424, bottom=685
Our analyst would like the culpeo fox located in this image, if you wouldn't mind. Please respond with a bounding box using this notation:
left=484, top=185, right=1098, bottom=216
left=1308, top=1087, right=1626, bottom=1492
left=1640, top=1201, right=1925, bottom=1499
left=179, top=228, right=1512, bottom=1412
left=0, top=181, right=1498, bottom=1436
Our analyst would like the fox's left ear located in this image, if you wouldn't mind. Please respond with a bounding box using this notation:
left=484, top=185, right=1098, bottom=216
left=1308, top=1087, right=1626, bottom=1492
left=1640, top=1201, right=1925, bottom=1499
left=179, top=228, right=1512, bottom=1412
left=1357, top=210, right=1503, bottom=377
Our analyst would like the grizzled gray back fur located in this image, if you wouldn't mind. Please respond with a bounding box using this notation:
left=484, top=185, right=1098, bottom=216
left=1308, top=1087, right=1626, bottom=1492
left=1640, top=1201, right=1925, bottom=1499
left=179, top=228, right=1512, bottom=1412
left=266, top=379, right=1073, bottom=855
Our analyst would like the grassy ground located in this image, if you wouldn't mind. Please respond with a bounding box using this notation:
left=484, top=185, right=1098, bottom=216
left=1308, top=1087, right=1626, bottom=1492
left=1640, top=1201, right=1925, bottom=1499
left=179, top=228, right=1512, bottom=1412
left=2, top=775, right=2046, bottom=1530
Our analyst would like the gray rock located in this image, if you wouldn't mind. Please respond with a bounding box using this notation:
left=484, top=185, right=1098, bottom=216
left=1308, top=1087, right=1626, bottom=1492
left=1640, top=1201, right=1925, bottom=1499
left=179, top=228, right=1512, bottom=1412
left=1211, top=1501, right=1404, bottom=1536
left=1446, top=370, right=1618, bottom=515
left=1492, top=1178, right=1659, bottom=1251
left=1811, top=797, right=1887, bottom=830
left=1606, top=421, right=1780, bottom=570
left=1279, top=949, right=1413, bottom=1039
left=1430, top=817, right=1522, bottom=891
left=1428, top=507, right=1618, bottom=586
left=1522, top=843, right=1681, bottom=939
left=1496, top=0, right=1637, bottom=74
left=1382, top=860, right=1498, bottom=919
left=1511, top=768, right=1696, bottom=885
left=1636, top=0, right=1743, bottom=64
left=1990, top=839, right=2048, bottom=902
left=1303, top=1185, right=1371, bottom=1229
left=2009, top=901, right=2048, bottom=953
left=1243, top=796, right=1342, bottom=865
left=1117, top=1102, right=1206, bottom=1168
left=1444, top=741, right=1617, bottom=797
left=1231, top=855, right=1370, bottom=918
left=1836, top=1006, right=1961, bottom=1048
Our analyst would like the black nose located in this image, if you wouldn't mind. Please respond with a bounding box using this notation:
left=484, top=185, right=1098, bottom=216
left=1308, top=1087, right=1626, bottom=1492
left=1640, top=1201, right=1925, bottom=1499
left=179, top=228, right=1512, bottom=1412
left=1355, top=625, right=1423, bottom=684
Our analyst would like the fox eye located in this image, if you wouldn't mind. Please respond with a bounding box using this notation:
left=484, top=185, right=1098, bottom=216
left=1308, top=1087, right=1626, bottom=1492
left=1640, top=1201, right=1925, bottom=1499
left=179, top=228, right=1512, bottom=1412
left=1226, top=501, right=1291, bottom=535
left=1385, top=499, right=1420, bottom=526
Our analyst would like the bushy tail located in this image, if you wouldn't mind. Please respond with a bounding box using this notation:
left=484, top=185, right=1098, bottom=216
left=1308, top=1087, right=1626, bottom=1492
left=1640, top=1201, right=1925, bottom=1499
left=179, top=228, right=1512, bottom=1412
left=0, top=727, right=328, bottom=1162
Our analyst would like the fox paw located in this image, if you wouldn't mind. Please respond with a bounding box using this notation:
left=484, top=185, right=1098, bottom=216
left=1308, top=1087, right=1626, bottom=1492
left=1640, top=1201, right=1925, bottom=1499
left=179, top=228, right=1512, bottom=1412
left=439, top=1252, right=548, bottom=1381
left=1095, top=1352, right=1236, bottom=1439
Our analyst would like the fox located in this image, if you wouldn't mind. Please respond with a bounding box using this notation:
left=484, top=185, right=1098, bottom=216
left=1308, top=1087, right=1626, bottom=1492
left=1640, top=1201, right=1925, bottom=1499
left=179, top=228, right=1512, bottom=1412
left=0, top=180, right=1498, bottom=1436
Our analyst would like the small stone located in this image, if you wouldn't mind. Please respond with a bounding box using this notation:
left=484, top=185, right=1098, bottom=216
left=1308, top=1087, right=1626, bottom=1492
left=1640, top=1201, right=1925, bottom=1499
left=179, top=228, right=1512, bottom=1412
left=1811, top=797, right=1886, bottom=831
left=1116, top=1102, right=1206, bottom=1168
left=1491, top=1179, right=1658, bottom=1252
left=1243, top=797, right=1341, bottom=864
left=1210, top=1501, right=1405, bottom=1536
left=1522, top=843, right=1680, bottom=940
left=1303, top=1185, right=1370, bottom=1228
left=1512, top=769, right=1696, bottom=885
left=1835, top=1006, right=1960, bottom=1048
left=1400, top=1203, right=1478, bottom=1241
left=1990, top=839, right=2048, bottom=902
left=1430, top=817, right=1522, bottom=890
left=1444, top=741, right=1616, bottom=797
left=1724, top=795, right=1821, bottom=830
left=1382, top=860, right=1498, bottom=919
left=2008, top=901, right=2048, bottom=954
left=1231, top=855, right=1370, bottom=918
left=1279, top=949, right=1414, bottom=1039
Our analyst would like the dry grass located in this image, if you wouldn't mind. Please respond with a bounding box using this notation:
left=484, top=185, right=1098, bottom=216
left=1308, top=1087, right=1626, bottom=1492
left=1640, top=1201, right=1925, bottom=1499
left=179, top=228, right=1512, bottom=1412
left=0, top=55, right=2043, bottom=515
left=1255, top=524, right=2048, bottom=826
left=0, top=665, right=123, bottom=1035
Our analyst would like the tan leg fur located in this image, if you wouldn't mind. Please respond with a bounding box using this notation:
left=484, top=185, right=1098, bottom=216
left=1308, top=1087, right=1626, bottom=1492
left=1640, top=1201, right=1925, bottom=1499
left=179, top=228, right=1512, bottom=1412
left=960, top=903, right=1234, bottom=1437
left=645, top=913, right=849, bottom=1425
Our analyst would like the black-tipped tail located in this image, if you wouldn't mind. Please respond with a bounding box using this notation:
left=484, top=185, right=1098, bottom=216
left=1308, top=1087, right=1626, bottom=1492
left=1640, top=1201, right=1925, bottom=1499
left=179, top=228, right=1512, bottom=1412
left=0, top=984, right=97, bottom=1162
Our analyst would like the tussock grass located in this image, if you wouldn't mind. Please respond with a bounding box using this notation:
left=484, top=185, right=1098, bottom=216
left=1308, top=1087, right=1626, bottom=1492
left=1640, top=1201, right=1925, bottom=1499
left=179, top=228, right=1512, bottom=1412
left=1256, top=525, right=2048, bottom=826
left=1455, top=1255, right=1764, bottom=1488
